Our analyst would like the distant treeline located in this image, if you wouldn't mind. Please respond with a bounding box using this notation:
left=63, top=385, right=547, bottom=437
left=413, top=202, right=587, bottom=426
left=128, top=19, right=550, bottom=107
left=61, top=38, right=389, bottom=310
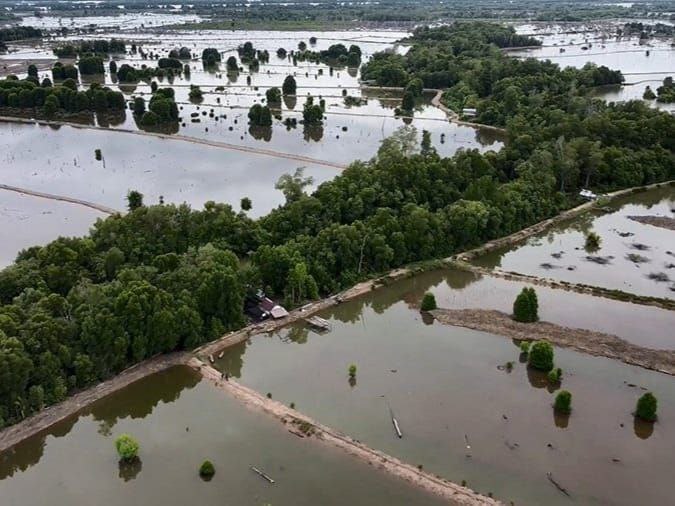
left=53, top=39, right=126, bottom=58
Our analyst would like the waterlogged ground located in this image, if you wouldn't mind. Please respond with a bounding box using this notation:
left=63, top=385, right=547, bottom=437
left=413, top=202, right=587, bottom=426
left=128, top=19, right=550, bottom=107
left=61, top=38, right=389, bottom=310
left=474, top=186, right=675, bottom=298
left=0, top=366, right=446, bottom=506
left=398, top=268, right=675, bottom=350
left=216, top=275, right=675, bottom=506
left=0, top=188, right=104, bottom=267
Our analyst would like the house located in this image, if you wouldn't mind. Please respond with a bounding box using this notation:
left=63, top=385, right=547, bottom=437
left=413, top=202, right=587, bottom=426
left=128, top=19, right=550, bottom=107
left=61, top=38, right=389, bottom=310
left=259, top=297, right=289, bottom=319
left=244, top=294, right=289, bottom=321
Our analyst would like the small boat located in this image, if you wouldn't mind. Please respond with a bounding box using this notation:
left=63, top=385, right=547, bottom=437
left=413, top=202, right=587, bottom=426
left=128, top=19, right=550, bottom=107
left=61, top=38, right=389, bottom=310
left=305, top=316, right=331, bottom=331
left=208, top=354, right=214, bottom=364
left=218, top=351, right=224, bottom=359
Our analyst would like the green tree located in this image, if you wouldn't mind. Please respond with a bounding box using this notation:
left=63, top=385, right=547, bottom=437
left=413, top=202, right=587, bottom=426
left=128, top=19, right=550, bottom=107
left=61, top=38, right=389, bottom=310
left=528, top=340, right=554, bottom=371
left=248, top=104, right=272, bottom=126
left=199, top=460, right=215, bottom=478
left=266, top=86, right=281, bottom=105
left=420, top=292, right=437, bottom=311
left=554, top=390, right=572, bottom=414
left=127, top=190, right=144, bottom=211
left=275, top=168, right=314, bottom=204
left=513, top=287, right=538, bottom=322
left=282, top=75, right=297, bottom=95
left=348, top=364, right=357, bottom=378
left=585, top=232, right=601, bottom=252
left=636, top=392, right=658, bottom=422
left=240, top=197, right=252, bottom=211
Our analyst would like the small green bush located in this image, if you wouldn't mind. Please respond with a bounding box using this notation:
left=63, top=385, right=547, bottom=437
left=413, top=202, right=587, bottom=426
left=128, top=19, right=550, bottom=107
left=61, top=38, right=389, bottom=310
left=420, top=292, right=437, bottom=311
left=519, top=341, right=530, bottom=354
left=95, top=148, right=102, bottom=161
left=585, top=231, right=601, bottom=252
left=636, top=392, right=658, bottom=422
left=199, top=460, right=215, bottom=477
left=554, top=390, right=572, bottom=414
left=115, top=434, right=139, bottom=461
left=348, top=364, right=357, bottom=378
left=547, top=367, right=562, bottom=383
left=528, top=340, right=554, bottom=371
left=513, top=287, right=538, bottom=322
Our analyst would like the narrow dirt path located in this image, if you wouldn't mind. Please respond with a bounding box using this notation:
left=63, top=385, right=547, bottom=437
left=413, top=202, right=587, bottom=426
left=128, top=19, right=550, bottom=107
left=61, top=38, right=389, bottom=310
left=432, top=308, right=675, bottom=376
left=193, top=358, right=501, bottom=506
left=0, top=183, right=119, bottom=215
left=430, top=90, right=507, bottom=134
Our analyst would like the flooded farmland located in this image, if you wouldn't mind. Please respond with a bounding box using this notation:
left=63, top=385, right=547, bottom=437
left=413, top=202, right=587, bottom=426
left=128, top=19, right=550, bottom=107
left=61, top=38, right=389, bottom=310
left=215, top=271, right=675, bottom=506
left=0, top=366, right=446, bottom=506
left=474, top=185, right=675, bottom=299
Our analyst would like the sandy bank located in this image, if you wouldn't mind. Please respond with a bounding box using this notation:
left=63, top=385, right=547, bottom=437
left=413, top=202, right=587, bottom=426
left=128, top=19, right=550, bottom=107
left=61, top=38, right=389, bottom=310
left=432, top=308, right=675, bottom=376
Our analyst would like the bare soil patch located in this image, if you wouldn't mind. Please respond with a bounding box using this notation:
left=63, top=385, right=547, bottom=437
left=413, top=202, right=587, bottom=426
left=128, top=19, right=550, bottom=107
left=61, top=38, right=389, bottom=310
left=628, top=215, right=675, bottom=231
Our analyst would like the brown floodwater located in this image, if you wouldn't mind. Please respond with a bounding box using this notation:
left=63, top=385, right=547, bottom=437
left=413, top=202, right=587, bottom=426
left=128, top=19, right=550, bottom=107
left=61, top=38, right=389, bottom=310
left=474, top=185, right=675, bottom=298
left=215, top=271, right=675, bottom=506
left=0, top=366, right=446, bottom=506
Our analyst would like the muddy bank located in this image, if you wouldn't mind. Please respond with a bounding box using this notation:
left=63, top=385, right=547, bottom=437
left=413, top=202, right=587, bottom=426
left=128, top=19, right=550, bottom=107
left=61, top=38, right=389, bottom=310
left=457, top=181, right=675, bottom=263
left=628, top=215, right=675, bottom=231
left=0, top=352, right=189, bottom=453
left=0, top=183, right=119, bottom=215
left=432, top=308, right=675, bottom=376
left=452, top=260, right=675, bottom=311
left=192, top=358, right=500, bottom=506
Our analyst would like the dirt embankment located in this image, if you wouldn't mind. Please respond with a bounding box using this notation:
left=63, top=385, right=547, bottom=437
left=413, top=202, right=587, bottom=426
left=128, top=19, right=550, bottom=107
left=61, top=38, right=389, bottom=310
left=432, top=308, right=675, bottom=376
left=628, top=215, right=675, bottom=232
left=0, top=183, right=119, bottom=215
left=0, top=352, right=189, bottom=453
left=192, top=358, right=501, bottom=506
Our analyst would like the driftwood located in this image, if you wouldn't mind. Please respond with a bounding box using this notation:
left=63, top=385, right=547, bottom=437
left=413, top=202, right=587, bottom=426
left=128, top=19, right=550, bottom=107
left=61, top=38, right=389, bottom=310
left=547, top=472, right=571, bottom=497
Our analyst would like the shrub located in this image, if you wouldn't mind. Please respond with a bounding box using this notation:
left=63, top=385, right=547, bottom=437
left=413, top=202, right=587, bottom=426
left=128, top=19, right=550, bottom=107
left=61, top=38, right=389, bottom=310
left=282, top=75, right=297, bottom=95
left=420, top=292, right=437, bottom=311
left=519, top=341, right=530, bottom=354
left=513, top=287, right=538, bottom=322
left=95, top=149, right=102, bottom=161
left=199, top=460, right=215, bottom=477
left=528, top=340, right=554, bottom=371
left=585, top=232, right=601, bottom=251
left=115, top=434, right=139, bottom=461
left=554, top=390, right=572, bottom=414
left=348, top=364, right=357, bottom=378
left=636, top=392, right=658, bottom=422
left=547, top=367, right=562, bottom=383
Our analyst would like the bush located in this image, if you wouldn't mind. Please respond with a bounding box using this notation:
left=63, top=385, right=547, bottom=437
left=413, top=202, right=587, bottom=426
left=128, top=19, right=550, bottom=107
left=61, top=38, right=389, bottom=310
left=585, top=232, right=601, bottom=251
left=282, top=75, right=297, bottom=95
left=348, top=364, right=357, bottom=378
left=420, top=292, right=437, bottom=311
left=547, top=367, right=562, bottom=383
left=95, top=149, right=102, bottom=161
left=636, top=392, right=658, bottom=422
left=519, top=341, right=530, bottom=354
left=513, top=287, right=538, bottom=322
left=528, top=340, right=554, bottom=371
left=199, top=460, right=215, bottom=477
left=554, top=390, right=571, bottom=414
left=115, top=434, right=139, bottom=461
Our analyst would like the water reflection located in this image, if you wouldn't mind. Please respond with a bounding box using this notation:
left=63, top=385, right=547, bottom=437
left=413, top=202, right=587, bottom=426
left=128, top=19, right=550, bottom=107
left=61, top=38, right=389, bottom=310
left=553, top=411, right=570, bottom=429
left=633, top=418, right=654, bottom=440
left=118, top=458, right=142, bottom=481
left=0, top=367, right=199, bottom=480
left=249, top=125, right=272, bottom=141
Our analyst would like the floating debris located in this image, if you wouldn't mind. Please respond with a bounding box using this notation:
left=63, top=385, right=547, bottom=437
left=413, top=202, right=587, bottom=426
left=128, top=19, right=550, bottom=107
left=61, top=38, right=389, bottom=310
left=630, top=243, right=651, bottom=251
left=539, top=262, right=558, bottom=270
left=547, top=472, right=571, bottom=497
left=551, top=251, right=564, bottom=259
left=585, top=255, right=612, bottom=265
left=647, top=272, right=670, bottom=283
left=626, top=253, right=650, bottom=264
left=250, top=466, right=275, bottom=483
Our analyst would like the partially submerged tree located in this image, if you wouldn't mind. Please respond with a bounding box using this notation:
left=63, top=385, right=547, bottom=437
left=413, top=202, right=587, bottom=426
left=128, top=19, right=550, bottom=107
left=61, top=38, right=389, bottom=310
left=636, top=392, right=658, bottom=422
left=275, top=168, right=313, bottom=204
left=585, top=231, right=601, bottom=252
left=115, top=434, right=139, bottom=461
left=528, top=340, right=554, bottom=371
left=199, top=460, right=215, bottom=478
left=420, top=292, right=437, bottom=311
left=554, top=390, right=572, bottom=414
left=513, top=287, right=538, bottom=322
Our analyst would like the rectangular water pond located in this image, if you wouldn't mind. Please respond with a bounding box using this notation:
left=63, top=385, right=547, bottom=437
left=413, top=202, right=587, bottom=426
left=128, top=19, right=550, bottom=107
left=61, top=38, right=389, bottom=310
left=216, top=275, right=675, bottom=506
left=0, top=366, right=446, bottom=506
left=473, top=185, right=675, bottom=299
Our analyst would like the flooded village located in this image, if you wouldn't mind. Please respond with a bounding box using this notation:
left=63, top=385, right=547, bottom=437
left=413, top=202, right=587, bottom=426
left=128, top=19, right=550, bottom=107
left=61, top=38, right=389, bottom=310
left=0, top=1, right=674, bottom=505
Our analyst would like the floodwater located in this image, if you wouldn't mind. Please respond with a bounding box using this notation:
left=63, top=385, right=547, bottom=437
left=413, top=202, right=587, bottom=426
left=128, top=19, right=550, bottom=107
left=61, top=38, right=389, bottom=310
left=0, top=189, right=104, bottom=267
left=215, top=274, right=675, bottom=506
left=399, top=268, right=675, bottom=350
left=0, top=366, right=446, bottom=506
left=474, top=185, right=675, bottom=299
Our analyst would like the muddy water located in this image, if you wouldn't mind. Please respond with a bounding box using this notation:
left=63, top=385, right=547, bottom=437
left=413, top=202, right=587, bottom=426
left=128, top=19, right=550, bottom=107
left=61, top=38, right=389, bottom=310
left=475, top=185, right=675, bottom=298
left=397, top=268, right=675, bottom=349
left=0, top=366, right=446, bottom=506
left=0, top=189, right=104, bottom=267
left=216, top=278, right=675, bottom=506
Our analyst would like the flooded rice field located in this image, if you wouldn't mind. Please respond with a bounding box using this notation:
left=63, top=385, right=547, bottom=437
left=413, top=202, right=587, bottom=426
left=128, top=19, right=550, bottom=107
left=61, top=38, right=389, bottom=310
left=0, top=188, right=104, bottom=267
left=215, top=274, right=675, bottom=506
left=474, top=185, right=675, bottom=299
left=0, top=366, right=445, bottom=506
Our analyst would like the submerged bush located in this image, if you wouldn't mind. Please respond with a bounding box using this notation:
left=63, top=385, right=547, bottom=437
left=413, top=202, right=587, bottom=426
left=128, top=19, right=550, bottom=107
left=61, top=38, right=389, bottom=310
left=115, top=434, right=139, bottom=461
left=348, top=364, right=357, bottom=378
left=528, top=340, right=554, bottom=371
left=519, top=341, right=531, bottom=354
left=585, top=231, right=601, bottom=252
left=420, top=292, right=437, bottom=311
left=636, top=392, right=658, bottom=422
left=199, top=460, right=215, bottom=478
left=554, top=390, right=572, bottom=414
left=547, top=367, right=562, bottom=383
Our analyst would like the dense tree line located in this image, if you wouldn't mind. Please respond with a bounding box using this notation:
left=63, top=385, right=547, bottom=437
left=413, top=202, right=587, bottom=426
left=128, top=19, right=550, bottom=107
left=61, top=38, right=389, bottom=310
left=0, top=21, right=672, bottom=429
left=0, top=26, right=42, bottom=42
left=53, top=39, right=126, bottom=58
left=296, top=43, right=362, bottom=67
left=138, top=87, right=179, bottom=126
left=0, top=77, right=125, bottom=117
